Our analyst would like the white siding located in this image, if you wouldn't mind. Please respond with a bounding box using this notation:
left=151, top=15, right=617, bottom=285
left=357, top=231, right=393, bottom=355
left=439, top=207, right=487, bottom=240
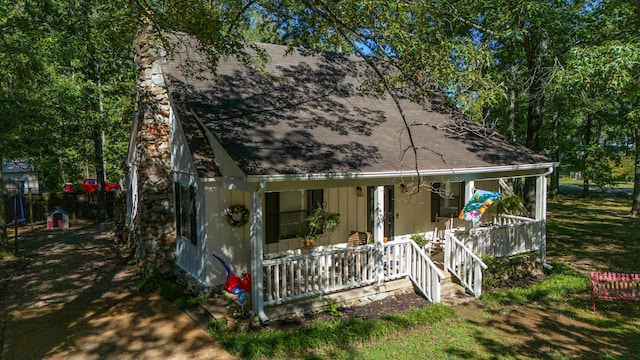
left=171, top=110, right=209, bottom=286
left=393, top=185, right=432, bottom=239
left=205, top=186, right=252, bottom=287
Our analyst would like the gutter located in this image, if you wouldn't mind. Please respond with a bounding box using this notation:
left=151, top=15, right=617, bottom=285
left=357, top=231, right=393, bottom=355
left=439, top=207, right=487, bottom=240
left=240, top=162, right=557, bottom=184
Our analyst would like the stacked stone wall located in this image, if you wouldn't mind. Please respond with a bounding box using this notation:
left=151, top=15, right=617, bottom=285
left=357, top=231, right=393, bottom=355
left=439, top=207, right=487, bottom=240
left=132, top=28, right=176, bottom=277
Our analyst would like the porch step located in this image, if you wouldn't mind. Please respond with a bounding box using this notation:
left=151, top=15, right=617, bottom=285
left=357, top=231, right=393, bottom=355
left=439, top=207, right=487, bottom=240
left=439, top=272, right=476, bottom=306
left=185, top=291, right=239, bottom=330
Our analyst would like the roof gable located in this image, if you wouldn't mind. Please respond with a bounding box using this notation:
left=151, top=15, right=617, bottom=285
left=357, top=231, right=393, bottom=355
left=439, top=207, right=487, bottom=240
left=2, top=159, right=33, bottom=174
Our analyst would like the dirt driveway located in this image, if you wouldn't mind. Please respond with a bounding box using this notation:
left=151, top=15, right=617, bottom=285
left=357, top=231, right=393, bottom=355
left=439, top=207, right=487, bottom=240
left=0, top=221, right=234, bottom=360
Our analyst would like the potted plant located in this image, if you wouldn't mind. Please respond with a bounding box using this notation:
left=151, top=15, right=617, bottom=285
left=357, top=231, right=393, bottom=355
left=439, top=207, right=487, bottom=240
left=303, top=206, right=340, bottom=247
left=225, top=305, right=251, bottom=330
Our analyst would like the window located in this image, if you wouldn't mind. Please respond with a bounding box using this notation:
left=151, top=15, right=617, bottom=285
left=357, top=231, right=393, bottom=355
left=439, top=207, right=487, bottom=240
left=265, top=189, right=323, bottom=244
left=175, top=182, right=196, bottom=245
left=431, top=182, right=464, bottom=222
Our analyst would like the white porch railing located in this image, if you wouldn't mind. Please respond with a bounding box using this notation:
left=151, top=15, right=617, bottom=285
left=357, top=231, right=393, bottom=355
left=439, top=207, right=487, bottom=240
left=262, top=240, right=444, bottom=306
left=461, top=215, right=543, bottom=258
left=383, top=239, right=445, bottom=303
left=262, top=245, right=377, bottom=306
left=444, top=232, right=488, bottom=298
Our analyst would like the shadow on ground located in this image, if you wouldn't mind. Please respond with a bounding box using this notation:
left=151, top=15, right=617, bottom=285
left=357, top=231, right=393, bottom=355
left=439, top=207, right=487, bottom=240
left=0, top=221, right=233, bottom=360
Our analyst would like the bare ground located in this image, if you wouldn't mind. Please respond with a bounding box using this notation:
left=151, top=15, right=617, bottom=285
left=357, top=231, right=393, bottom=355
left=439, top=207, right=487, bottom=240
left=0, top=221, right=234, bottom=360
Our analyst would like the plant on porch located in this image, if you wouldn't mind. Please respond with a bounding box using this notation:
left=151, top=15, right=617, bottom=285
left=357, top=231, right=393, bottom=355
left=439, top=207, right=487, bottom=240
left=410, top=232, right=430, bottom=250
left=303, top=206, right=340, bottom=247
left=494, top=193, right=525, bottom=216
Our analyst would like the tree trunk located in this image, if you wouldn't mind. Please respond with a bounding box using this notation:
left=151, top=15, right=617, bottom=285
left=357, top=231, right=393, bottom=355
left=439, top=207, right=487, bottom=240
left=550, top=152, right=560, bottom=198
left=524, top=36, right=544, bottom=215
left=582, top=115, right=592, bottom=199
left=0, top=154, right=6, bottom=247
left=93, top=124, right=107, bottom=220
left=631, top=127, right=640, bottom=217
left=508, top=66, right=517, bottom=142
left=548, top=112, right=560, bottom=198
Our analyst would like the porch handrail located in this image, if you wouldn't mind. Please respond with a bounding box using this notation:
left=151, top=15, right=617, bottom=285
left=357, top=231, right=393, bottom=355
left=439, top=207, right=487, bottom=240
left=444, top=232, right=488, bottom=298
left=495, top=214, right=536, bottom=224
left=384, top=239, right=445, bottom=303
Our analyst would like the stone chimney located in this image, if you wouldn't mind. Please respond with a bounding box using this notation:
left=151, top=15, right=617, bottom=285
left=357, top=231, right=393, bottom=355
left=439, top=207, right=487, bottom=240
left=131, top=27, right=175, bottom=277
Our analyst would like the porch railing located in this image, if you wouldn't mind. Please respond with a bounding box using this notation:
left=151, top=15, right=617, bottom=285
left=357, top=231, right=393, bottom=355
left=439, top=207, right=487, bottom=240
left=384, top=239, right=445, bottom=303
left=460, top=215, right=543, bottom=258
left=262, top=245, right=377, bottom=306
left=262, top=239, right=444, bottom=306
left=444, top=232, right=488, bottom=298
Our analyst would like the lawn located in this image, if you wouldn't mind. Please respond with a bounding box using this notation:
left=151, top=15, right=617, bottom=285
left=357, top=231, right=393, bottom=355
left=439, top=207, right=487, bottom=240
left=208, top=186, right=640, bottom=359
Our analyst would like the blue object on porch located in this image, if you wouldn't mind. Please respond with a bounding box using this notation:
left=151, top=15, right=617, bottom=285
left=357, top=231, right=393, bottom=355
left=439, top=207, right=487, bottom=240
left=459, top=190, right=501, bottom=224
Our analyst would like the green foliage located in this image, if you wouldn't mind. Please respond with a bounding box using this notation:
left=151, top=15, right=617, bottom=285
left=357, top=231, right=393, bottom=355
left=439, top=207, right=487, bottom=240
left=612, top=156, right=635, bottom=183
left=304, top=206, right=340, bottom=241
left=480, top=254, right=504, bottom=290
left=0, top=0, right=136, bottom=193
left=325, top=298, right=342, bottom=317
left=137, top=269, right=202, bottom=310
left=494, top=193, right=524, bottom=216
left=409, top=232, right=429, bottom=248
left=226, top=305, right=251, bottom=319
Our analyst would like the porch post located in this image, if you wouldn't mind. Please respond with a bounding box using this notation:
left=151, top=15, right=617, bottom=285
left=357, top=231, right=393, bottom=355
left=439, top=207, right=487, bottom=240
left=373, top=186, right=385, bottom=285
left=535, top=174, right=547, bottom=265
left=251, top=182, right=268, bottom=323
left=465, top=180, right=475, bottom=203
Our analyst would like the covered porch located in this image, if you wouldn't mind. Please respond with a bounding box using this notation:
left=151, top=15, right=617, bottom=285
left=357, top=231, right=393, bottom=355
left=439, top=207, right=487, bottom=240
left=250, top=173, right=550, bottom=323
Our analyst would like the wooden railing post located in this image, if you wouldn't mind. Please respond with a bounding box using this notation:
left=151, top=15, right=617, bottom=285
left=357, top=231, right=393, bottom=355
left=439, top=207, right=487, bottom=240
left=373, top=186, right=385, bottom=285
left=473, top=262, right=483, bottom=297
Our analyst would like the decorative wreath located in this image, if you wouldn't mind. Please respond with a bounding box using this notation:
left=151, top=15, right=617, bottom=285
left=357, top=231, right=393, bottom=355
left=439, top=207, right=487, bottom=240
left=225, top=204, right=250, bottom=228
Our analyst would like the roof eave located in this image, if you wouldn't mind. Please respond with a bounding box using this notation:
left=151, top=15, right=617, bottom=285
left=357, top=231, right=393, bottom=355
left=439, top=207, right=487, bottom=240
left=238, top=162, right=557, bottom=184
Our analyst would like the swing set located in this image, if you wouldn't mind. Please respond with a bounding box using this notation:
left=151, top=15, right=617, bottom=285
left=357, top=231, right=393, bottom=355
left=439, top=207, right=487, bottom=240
left=13, top=188, right=26, bottom=225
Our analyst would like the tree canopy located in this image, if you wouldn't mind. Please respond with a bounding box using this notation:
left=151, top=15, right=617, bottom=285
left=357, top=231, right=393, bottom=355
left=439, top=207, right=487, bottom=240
left=2, top=0, right=639, bottom=224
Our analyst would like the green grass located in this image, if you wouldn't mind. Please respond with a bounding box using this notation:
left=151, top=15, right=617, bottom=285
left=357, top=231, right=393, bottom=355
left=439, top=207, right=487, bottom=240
left=207, top=304, right=510, bottom=359
left=481, top=263, right=589, bottom=307
left=557, top=175, right=633, bottom=189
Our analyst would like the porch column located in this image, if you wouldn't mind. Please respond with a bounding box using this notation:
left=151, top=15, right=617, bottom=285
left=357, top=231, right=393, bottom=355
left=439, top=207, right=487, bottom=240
left=373, top=186, right=385, bottom=285
left=251, top=182, right=268, bottom=323
left=465, top=181, right=475, bottom=203
left=535, top=174, right=547, bottom=265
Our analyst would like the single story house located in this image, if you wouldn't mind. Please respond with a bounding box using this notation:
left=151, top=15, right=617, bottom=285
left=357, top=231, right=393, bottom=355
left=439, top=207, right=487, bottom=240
left=127, top=31, right=554, bottom=323
left=2, top=159, right=40, bottom=195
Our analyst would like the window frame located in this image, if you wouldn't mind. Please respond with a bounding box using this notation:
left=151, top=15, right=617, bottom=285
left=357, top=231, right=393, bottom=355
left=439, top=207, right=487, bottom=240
left=174, top=182, right=197, bottom=245
left=265, top=189, right=323, bottom=244
left=431, top=182, right=465, bottom=222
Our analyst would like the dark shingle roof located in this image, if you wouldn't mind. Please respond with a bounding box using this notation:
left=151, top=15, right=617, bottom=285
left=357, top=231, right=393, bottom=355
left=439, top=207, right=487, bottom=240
left=162, top=34, right=550, bottom=178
